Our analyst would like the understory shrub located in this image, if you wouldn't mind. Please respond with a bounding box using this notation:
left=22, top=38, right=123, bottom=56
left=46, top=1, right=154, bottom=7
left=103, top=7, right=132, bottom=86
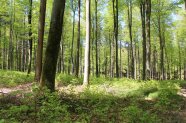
left=56, top=74, right=82, bottom=86
left=122, top=105, right=160, bottom=123
left=0, top=70, right=34, bottom=87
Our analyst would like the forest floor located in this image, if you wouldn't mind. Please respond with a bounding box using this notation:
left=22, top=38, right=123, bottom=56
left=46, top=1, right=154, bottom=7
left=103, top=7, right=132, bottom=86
left=0, top=83, right=33, bottom=95
left=1, top=70, right=186, bottom=122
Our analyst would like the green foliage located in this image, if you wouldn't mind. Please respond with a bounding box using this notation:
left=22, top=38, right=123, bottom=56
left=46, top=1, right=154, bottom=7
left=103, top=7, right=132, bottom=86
left=0, top=87, right=70, bottom=122
left=155, top=82, right=183, bottom=110
left=56, top=74, right=83, bottom=86
left=0, top=73, right=185, bottom=122
left=0, top=70, right=34, bottom=87
left=122, top=105, right=160, bottom=123
left=34, top=87, right=70, bottom=122
left=0, top=105, right=29, bottom=122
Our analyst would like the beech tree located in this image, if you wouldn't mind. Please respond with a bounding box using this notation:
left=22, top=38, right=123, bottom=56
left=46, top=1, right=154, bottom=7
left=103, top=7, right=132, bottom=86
left=27, top=0, right=33, bottom=75
left=75, top=0, right=81, bottom=77
left=40, top=0, right=66, bottom=91
left=83, top=0, right=91, bottom=86
left=35, top=0, right=47, bottom=81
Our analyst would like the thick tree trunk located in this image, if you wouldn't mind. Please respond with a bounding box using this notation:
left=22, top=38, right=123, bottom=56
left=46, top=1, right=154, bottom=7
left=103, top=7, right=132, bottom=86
left=27, top=0, right=33, bottom=75
left=83, top=0, right=91, bottom=86
left=35, top=0, right=47, bottom=81
left=40, top=0, right=66, bottom=91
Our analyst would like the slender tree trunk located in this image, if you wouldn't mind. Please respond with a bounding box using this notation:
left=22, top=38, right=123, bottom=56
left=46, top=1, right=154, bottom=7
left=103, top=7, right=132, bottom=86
left=115, top=0, right=119, bottom=78
left=71, top=8, right=75, bottom=74
left=178, top=41, right=182, bottom=80
left=61, top=34, right=65, bottom=73
left=145, top=0, right=151, bottom=80
left=8, top=0, right=14, bottom=70
left=184, top=48, right=186, bottom=80
left=153, top=45, right=157, bottom=80
left=75, top=0, right=81, bottom=77
left=35, top=0, right=47, bottom=81
left=95, top=0, right=99, bottom=77
left=109, top=32, right=112, bottom=78
left=27, top=0, right=33, bottom=75
left=83, top=0, right=91, bottom=86
left=158, top=15, right=165, bottom=80
left=184, top=1, right=186, bottom=79
left=137, top=44, right=141, bottom=79
left=91, top=20, right=94, bottom=76
left=127, top=45, right=130, bottom=78
left=0, top=23, right=2, bottom=69
left=128, top=0, right=136, bottom=79
left=120, top=40, right=122, bottom=77
left=111, top=35, right=115, bottom=77
left=140, top=2, right=146, bottom=80
left=40, top=0, right=66, bottom=91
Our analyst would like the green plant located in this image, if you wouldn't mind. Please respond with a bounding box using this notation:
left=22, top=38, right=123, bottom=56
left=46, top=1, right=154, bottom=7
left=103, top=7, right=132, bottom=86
left=122, top=105, right=159, bottom=123
left=32, top=87, right=70, bottom=122
left=56, top=74, right=82, bottom=86
left=0, top=70, right=34, bottom=87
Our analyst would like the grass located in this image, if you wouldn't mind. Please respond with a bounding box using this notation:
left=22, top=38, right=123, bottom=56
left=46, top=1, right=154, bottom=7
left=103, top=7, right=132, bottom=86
left=0, top=70, right=186, bottom=122
left=0, top=70, right=34, bottom=88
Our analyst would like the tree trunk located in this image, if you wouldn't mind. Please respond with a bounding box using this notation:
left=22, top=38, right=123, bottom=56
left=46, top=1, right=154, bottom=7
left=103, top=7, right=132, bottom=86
left=109, top=32, right=112, bottom=78
left=75, top=0, right=81, bottom=77
left=120, top=40, right=122, bottom=77
left=178, top=41, right=182, bottom=80
left=71, top=3, right=75, bottom=74
left=140, top=1, right=146, bottom=80
left=95, top=0, right=99, bottom=77
left=83, top=0, right=91, bottom=86
left=40, top=0, right=66, bottom=91
left=115, top=0, right=119, bottom=78
left=8, top=0, right=14, bottom=70
left=128, top=0, right=136, bottom=79
left=145, top=0, right=151, bottom=80
left=35, top=0, right=47, bottom=81
left=27, top=0, right=33, bottom=75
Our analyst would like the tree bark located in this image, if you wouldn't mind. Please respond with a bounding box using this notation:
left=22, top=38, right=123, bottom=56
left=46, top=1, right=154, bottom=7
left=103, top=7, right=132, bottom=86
left=145, top=0, right=151, bottom=80
left=40, top=0, right=66, bottom=91
left=75, top=0, right=81, bottom=77
left=128, top=0, right=136, bottom=79
left=71, top=1, right=76, bottom=74
left=95, top=0, right=99, bottom=77
left=35, top=0, right=47, bottom=81
left=140, top=1, right=146, bottom=80
left=83, top=0, right=91, bottom=86
left=27, top=0, right=33, bottom=75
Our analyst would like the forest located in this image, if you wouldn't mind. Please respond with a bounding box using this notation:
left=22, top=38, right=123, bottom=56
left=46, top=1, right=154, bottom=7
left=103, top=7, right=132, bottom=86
left=0, top=0, right=186, bottom=122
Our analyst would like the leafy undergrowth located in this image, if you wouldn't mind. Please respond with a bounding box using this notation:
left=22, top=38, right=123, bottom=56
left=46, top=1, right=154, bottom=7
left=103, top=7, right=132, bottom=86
left=0, top=70, right=34, bottom=88
left=1, top=71, right=186, bottom=122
